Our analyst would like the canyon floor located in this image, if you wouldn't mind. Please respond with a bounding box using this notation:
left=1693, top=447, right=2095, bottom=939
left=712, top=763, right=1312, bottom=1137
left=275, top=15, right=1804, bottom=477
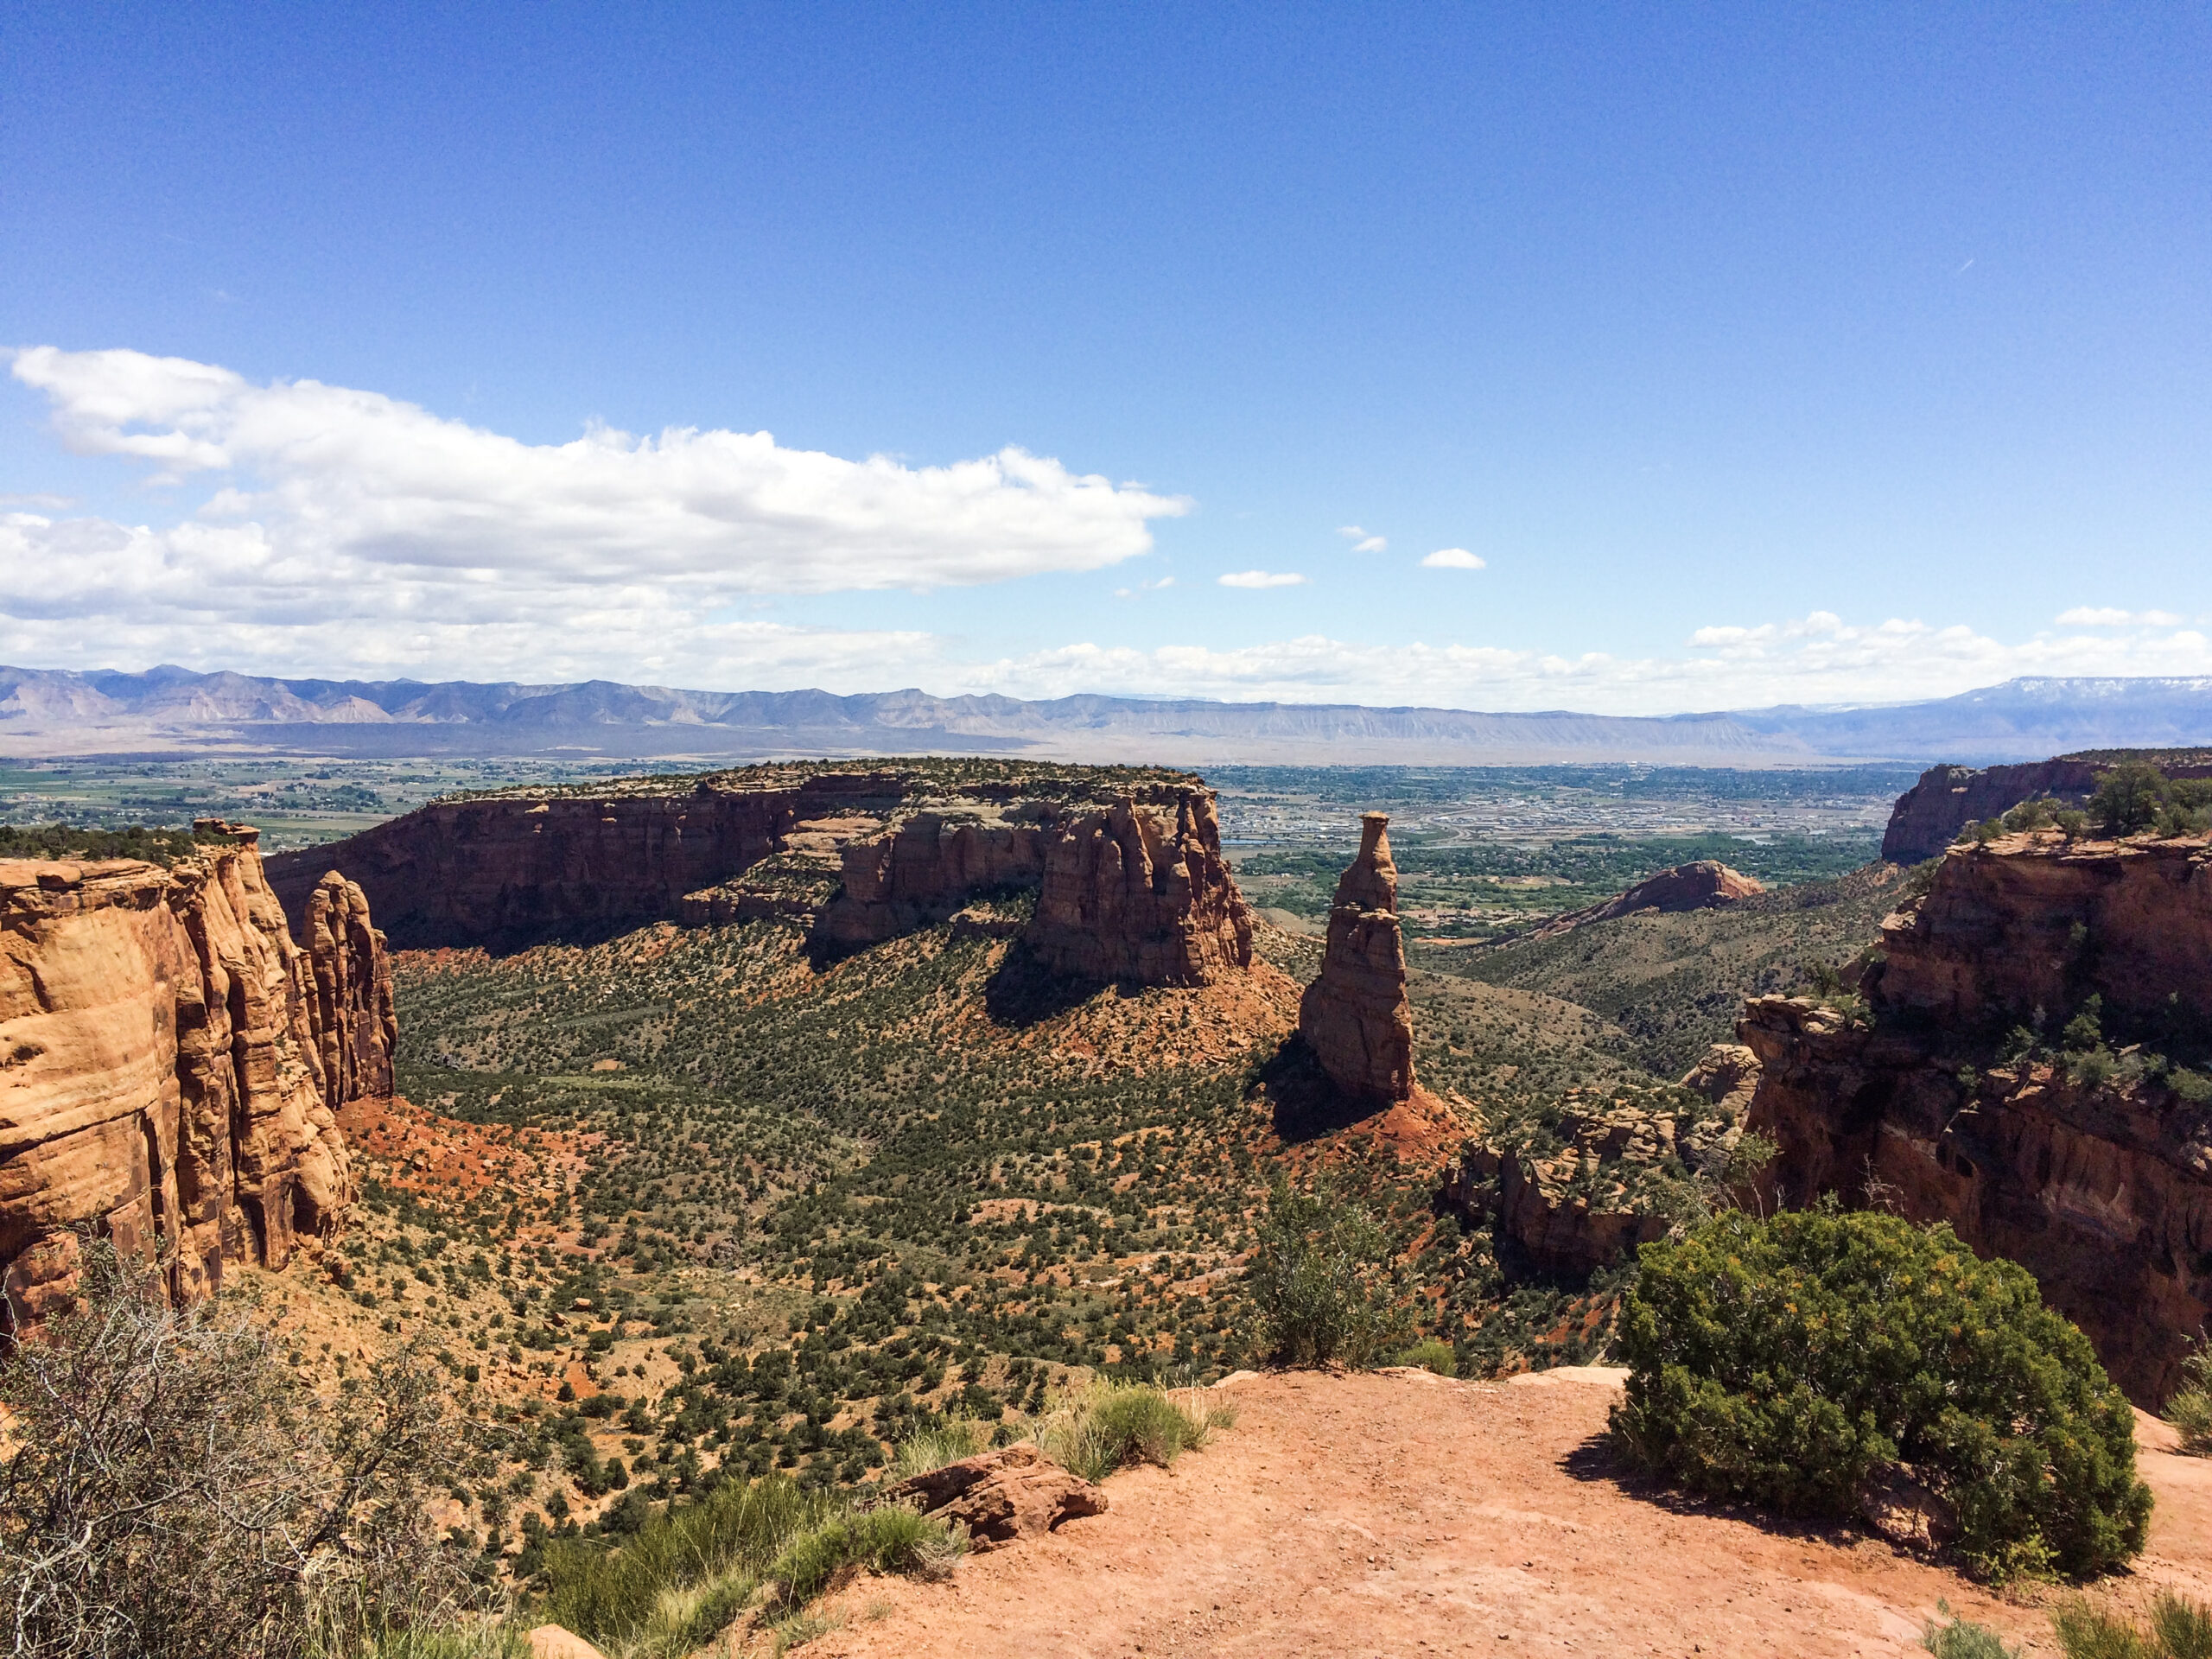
left=801, top=1367, right=2212, bottom=1659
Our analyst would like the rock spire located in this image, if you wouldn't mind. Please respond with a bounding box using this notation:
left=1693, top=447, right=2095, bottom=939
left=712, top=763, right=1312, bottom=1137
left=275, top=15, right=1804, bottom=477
left=1297, top=813, right=1415, bottom=1103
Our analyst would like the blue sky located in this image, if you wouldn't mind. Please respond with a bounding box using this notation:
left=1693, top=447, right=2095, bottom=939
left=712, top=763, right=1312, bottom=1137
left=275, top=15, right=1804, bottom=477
left=2, top=3, right=2207, bottom=712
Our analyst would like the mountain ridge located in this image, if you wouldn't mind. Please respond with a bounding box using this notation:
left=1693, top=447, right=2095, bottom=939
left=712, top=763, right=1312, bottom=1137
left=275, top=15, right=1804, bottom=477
left=4, top=663, right=2209, bottom=766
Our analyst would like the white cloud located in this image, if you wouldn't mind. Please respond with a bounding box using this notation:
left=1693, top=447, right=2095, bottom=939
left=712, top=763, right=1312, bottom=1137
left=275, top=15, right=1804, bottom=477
left=2056, top=606, right=2186, bottom=627
left=1112, top=575, right=1176, bottom=599
left=1336, top=524, right=1387, bottom=553
left=8, top=346, right=1187, bottom=597
left=1421, top=547, right=1485, bottom=569
left=1217, top=570, right=1308, bottom=589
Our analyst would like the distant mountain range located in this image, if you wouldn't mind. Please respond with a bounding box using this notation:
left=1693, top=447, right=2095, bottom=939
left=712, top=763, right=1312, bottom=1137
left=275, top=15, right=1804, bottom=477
left=3, top=664, right=2210, bottom=766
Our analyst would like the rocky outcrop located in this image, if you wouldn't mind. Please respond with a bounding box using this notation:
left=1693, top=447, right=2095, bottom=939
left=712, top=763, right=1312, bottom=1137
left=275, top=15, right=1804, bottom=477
left=270, top=762, right=1255, bottom=988
left=2, top=830, right=377, bottom=1329
left=1879, top=751, right=2212, bottom=863
left=875, top=1443, right=1108, bottom=1549
left=817, top=810, right=1050, bottom=949
left=1297, top=815, right=1414, bottom=1102
left=1024, top=791, right=1253, bottom=985
left=1877, top=830, right=2212, bottom=1033
left=1446, top=1086, right=1748, bottom=1280
left=265, top=769, right=914, bottom=949
left=1729, top=828, right=2212, bottom=1402
left=299, top=870, right=397, bottom=1105
left=1524, top=861, right=1764, bottom=941
left=1739, top=993, right=2210, bottom=1405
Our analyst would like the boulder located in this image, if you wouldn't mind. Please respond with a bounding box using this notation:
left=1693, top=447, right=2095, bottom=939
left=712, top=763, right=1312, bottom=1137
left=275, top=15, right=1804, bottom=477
left=876, top=1443, right=1108, bottom=1549
left=526, top=1626, right=609, bottom=1659
left=1297, top=814, right=1414, bottom=1102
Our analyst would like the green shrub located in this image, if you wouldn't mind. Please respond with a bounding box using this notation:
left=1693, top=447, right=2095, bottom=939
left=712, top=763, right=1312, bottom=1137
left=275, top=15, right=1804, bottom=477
left=1247, top=1179, right=1402, bottom=1366
left=1395, top=1338, right=1459, bottom=1377
left=2094, top=764, right=2171, bottom=837
left=1026, top=1378, right=1234, bottom=1484
left=2170, top=1342, right=2212, bottom=1458
left=1611, top=1206, right=2151, bottom=1580
left=1923, top=1599, right=2019, bottom=1659
left=766, top=1506, right=962, bottom=1606
left=2052, top=1592, right=2212, bottom=1659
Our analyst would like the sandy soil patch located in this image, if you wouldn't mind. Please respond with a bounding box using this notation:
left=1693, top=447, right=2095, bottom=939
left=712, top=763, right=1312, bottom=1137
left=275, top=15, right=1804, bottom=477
left=804, top=1367, right=2210, bottom=1659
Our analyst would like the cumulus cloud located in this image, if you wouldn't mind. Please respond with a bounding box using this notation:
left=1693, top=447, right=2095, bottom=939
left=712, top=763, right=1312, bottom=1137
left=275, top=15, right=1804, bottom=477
left=1336, top=524, right=1388, bottom=553
left=1421, top=547, right=1485, bottom=569
left=1217, top=570, right=1308, bottom=588
left=2056, top=606, right=2186, bottom=627
left=8, top=346, right=1187, bottom=598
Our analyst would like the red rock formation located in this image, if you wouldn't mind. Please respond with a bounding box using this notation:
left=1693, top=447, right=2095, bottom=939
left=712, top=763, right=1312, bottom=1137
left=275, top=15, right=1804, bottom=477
left=1740, top=995, right=2210, bottom=1405
left=1878, top=831, right=2212, bottom=1032
left=1525, top=861, right=1765, bottom=941
left=1734, top=829, right=2212, bottom=1402
left=301, top=868, right=397, bottom=1106
left=266, top=773, right=904, bottom=948
left=2, top=831, right=376, bottom=1329
left=1023, top=790, right=1254, bottom=985
left=875, top=1443, right=1108, bottom=1549
left=1879, top=752, right=2212, bottom=864
left=1297, top=814, right=1414, bottom=1102
left=269, top=766, right=1255, bottom=988
left=817, top=810, right=1051, bottom=948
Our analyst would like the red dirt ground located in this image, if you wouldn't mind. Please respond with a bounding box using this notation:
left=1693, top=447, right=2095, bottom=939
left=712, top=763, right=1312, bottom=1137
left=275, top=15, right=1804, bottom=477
left=803, top=1368, right=2212, bottom=1659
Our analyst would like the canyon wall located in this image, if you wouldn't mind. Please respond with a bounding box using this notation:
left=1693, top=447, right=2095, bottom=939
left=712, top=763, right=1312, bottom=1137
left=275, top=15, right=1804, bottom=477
left=1, top=830, right=385, bottom=1328
left=267, top=770, right=913, bottom=949
left=277, top=764, right=1256, bottom=988
left=1880, top=752, right=2212, bottom=863
left=1736, top=830, right=2212, bottom=1403
left=1296, top=814, right=1414, bottom=1101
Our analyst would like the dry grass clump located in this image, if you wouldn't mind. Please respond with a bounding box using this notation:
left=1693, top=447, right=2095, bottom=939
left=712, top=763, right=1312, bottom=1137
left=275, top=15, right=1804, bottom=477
left=1012, top=1377, right=1236, bottom=1484
left=2050, top=1591, right=2212, bottom=1659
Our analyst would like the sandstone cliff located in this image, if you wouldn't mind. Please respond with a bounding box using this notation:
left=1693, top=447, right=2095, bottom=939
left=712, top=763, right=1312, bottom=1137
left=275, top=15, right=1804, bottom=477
left=1879, top=751, right=2212, bottom=863
left=276, top=761, right=1255, bottom=988
left=1876, top=830, right=2212, bottom=1033
left=1023, top=791, right=1253, bottom=985
left=1731, top=829, right=2212, bottom=1402
left=2, top=830, right=384, bottom=1328
left=1522, top=861, right=1764, bottom=942
left=1297, top=815, right=1414, bottom=1102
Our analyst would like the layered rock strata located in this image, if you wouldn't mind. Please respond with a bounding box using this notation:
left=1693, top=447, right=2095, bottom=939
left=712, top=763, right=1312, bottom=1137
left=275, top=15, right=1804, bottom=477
left=2, top=830, right=380, bottom=1328
left=267, top=769, right=913, bottom=949
left=276, top=762, right=1255, bottom=988
left=1732, top=830, right=2212, bottom=1402
left=1878, top=830, right=2212, bottom=1032
left=1297, top=814, right=1414, bottom=1102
